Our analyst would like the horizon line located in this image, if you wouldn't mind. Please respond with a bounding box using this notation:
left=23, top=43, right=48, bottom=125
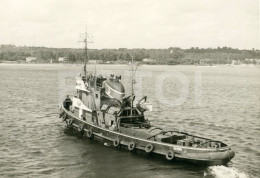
left=0, top=44, right=259, bottom=51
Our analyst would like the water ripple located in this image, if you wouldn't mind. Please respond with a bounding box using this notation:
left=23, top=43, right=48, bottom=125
left=0, top=64, right=259, bottom=177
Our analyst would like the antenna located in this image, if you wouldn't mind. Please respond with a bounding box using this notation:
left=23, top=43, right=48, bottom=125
left=129, top=56, right=141, bottom=115
left=131, top=56, right=134, bottom=115
left=78, top=27, right=93, bottom=76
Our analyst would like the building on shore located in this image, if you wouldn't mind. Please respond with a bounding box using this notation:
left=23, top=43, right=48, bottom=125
left=26, top=57, right=37, bottom=62
left=199, top=58, right=212, bottom=65
left=58, top=57, right=67, bottom=62
left=245, top=59, right=260, bottom=64
left=142, top=58, right=155, bottom=64
left=88, top=60, right=103, bottom=64
left=116, top=60, right=129, bottom=64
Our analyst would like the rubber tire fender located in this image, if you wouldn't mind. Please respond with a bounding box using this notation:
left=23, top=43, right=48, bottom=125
left=128, top=141, right=136, bottom=151
left=166, top=150, right=175, bottom=160
left=113, top=137, right=120, bottom=147
left=66, top=118, right=74, bottom=126
left=145, top=143, right=154, bottom=153
left=62, top=114, right=67, bottom=121
left=78, top=123, right=85, bottom=132
left=86, top=130, right=94, bottom=140
left=59, top=110, right=65, bottom=118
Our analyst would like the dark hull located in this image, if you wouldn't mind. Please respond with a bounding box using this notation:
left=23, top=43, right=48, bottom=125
left=60, top=105, right=235, bottom=166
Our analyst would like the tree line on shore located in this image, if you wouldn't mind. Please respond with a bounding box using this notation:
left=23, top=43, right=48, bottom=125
left=0, top=44, right=259, bottom=64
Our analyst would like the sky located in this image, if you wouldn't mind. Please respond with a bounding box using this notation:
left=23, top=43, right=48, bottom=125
left=0, top=0, right=259, bottom=49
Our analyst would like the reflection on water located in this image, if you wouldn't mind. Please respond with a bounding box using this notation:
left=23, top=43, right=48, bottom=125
left=0, top=64, right=259, bottom=177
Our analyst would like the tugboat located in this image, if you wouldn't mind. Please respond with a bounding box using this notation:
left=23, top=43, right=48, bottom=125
left=59, top=32, right=235, bottom=166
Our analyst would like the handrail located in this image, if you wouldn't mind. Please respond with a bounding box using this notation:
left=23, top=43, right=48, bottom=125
left=149, top=127, right=163, bottom=133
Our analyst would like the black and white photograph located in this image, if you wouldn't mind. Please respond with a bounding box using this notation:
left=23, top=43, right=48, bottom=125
left=0, top=0, right=259, bottom=177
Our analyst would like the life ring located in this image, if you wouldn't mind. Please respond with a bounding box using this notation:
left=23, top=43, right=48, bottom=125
left=78, top=123, right=85, bottom=132
left=113, top=137, right=120, bottom=147
left=86, top=130, right=94, bottom=140
left=62, top=114, right=67, bottom=121
left=66, top=118, right=74, bottom=126
left=165, top=150, right=175, bottom=160
left=128, top=141, right=136, bottom=151
left=145, top=143, right=154, bottom=153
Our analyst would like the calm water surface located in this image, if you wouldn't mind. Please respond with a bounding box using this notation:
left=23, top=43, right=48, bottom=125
left=0, top=64, right=259, bottom=178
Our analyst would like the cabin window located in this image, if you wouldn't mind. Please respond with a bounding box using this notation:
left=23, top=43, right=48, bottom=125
left=122, top=109, right=130, bottom=116
left=121, top=109, right=139, bottom=116
left=79, top=91, right=82, bottom=99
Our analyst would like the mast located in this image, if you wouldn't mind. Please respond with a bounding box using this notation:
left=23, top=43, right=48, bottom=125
left=83, top=30, right=88, bottom=76
left=130, top=56, right=140, bottom=115
left=79, top=27, right=93, bottom=76
left=131, top=56, right=134, bottom=115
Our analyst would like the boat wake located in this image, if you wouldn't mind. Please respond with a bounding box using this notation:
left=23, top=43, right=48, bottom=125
left=204, top=165, right=249, bottom=178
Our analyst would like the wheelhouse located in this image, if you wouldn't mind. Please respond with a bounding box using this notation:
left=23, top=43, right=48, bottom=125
left=117, top=107, right=150, bottom=128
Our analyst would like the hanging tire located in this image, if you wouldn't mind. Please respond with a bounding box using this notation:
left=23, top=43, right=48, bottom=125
left=86, top=130, right=94, bottom=140
left=145, top=143, right=154, bottom=153
left=66, top=118, right=74, bottom=126
left=78, top=123, right=85, bottom=132
left=113, top=137, right=120, bottom=147
left=128, top=141, right=136, bottom=151
left=165, top=151, right=175, bottom=160
left=62, top=114, right=67, bottom=121
left=59, top=110, right=65, bottom=118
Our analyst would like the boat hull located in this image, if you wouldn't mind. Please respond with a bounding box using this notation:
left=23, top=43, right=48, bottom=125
left=60, top=105, right=235, bottom=166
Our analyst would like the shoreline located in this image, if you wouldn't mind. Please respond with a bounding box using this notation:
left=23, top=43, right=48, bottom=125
left=0, top=63, right=258, bottom=68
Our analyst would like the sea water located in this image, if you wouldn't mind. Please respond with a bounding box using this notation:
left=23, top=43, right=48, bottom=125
left=0, top=64, right=259, bottom=177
